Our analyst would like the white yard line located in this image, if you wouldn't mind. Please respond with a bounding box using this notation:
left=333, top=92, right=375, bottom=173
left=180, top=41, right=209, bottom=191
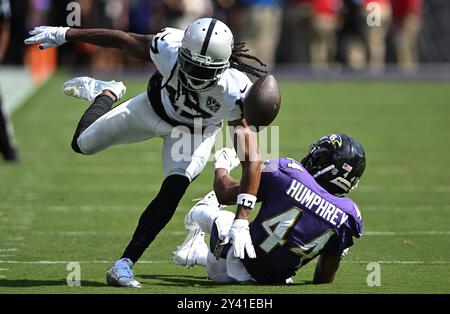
left=0, top=260, right=448, bottom=265
left=20, top=230, right=450, bottom=237
left=341, top=260, right=450, bottom=265
left=2, top=243, right=24, bottom=247
left=8, top=237, right=25, bottom=241
left=31, top=231, right=119, bottom=236
left=5, top=184, right=450, bottom=193
left=362, top=205, right=450, bottom=211
left=171, top=231, right=188, bottom=236
left=1, top=226, right=29, bottom=231
left=0, top=66, right=37, bottom=113
left=45, top=205, right=142, bottom=213
left=23, top=230, right=188, bottom=236
left=0, top=183, right=211, bottom=193
left=1, top=204, right=196, bottom=213
left=0, top=260, right=169, bottom=264
left=364, top=231, right=450, bottom=236
left=358, top=185, right=450, bottom=193
left=0, top=249, right=18, bottom=252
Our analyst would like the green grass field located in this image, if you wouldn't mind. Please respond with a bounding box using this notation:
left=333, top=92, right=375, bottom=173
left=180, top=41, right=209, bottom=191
left=1, top=73, right=449, bottom=294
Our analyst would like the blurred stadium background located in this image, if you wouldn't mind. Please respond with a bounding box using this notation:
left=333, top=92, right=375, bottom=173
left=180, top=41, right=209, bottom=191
left=1, top=0, right=449, bottom=293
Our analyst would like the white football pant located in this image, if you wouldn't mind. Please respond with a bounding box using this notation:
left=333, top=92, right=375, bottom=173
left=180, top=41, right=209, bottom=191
left=76, top=93, right=218, bottom=181
left=188, top=193, right=254, bottom=283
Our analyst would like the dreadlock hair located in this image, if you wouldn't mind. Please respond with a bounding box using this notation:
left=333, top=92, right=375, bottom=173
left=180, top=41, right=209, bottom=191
left=229, top=42, right=267, bottom=78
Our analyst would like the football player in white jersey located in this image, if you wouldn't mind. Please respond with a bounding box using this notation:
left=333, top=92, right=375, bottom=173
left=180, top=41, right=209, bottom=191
left=25, top=18, right=267, bottom=287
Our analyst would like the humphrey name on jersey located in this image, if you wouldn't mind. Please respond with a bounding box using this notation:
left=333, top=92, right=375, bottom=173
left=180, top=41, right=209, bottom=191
left=286, top=179, right=349, bottom=227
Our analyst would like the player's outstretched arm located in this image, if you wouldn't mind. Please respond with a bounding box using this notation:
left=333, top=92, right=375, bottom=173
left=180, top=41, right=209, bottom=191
left=217, top=118, right=261, bottom=259
left=24, top=26, right=154, bottom=61
left=227, top=118, right=261, bottom=220
left=213, top=168, right=240, bottom=205
left=213, top=148, right=241, bottom=205
left=313, top=253, right=341, bottom=284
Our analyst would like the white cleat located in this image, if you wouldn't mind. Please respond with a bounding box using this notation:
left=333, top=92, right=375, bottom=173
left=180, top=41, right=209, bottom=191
left=172, top=228, right=208, bottom=267
left=63, top=76, right=126, bottom=102
left=106, top=258, right=141, bottom=288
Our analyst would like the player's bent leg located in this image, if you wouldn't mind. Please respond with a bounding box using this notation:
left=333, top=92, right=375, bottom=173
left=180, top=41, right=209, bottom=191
left=206, top=251, right=236, bottom=284
left=206, top=221, right=256, bottom=284
left=172, top=192, right=230, bottom=267
left=162, top=125, right=218, bottom=181
left=224, top=249, right=256, bottom=284
left=71, top=94, right=115, bottom=154
left=106, top=174, right=191, bottom=287
left=184, top=191, right=224, bottom=232
left=172, top=228, right=208, bottom=267
left=187, top=204, right=235, bottom=241
left=73, top=93, right=166, bottom=155
left=120, top=175, right=191, bottom=264
left=63, top=77, right=126, bottom=102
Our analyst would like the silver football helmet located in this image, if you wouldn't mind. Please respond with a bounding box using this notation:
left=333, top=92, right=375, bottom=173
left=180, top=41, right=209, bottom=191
left=178, top=18, right=234, bottom=92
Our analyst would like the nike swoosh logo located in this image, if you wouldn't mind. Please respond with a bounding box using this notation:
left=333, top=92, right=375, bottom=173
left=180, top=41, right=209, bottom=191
left=240, top=85, right=248, bottom=94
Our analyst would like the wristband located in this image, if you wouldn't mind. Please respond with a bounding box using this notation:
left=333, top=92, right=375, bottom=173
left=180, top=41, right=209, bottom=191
left=237, top=193, right=257, bottom=209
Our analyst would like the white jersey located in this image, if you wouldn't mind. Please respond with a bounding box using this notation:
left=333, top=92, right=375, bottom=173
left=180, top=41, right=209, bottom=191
left=149, top=28, right=252, bottom=128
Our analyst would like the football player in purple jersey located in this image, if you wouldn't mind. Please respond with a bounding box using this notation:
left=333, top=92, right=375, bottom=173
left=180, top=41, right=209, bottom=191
left=173, top=133, right=366, bottom=284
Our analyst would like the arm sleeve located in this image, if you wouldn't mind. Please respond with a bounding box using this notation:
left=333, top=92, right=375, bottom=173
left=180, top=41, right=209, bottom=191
left=226, top=70, right=253, bottom=122
left=227, top=101, right=244, bottom=122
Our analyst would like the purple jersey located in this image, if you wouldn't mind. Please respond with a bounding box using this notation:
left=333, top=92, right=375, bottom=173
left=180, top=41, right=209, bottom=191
left=242, top=158, right=363, bottom=283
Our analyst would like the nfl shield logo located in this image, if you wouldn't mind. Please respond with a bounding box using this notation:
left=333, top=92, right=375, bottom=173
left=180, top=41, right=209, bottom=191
left=206, top=97, right=221, bottom=113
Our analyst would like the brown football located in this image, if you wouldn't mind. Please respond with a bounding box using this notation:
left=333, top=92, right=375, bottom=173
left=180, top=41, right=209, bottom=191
left=243, top=74, right=281, bottom=132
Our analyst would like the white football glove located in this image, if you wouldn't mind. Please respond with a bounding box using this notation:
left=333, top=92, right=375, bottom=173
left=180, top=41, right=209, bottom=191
left=222, top=219, right=256, bottom=259
left=214, top=148, right=240, bottom=173
left=24, top=26, right=70, bottom=50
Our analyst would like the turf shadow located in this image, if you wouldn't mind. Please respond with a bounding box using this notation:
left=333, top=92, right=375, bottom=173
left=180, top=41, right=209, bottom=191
left=138, top=274, right=218, bottom=288
left=138, top=274, right=314, bottom=287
